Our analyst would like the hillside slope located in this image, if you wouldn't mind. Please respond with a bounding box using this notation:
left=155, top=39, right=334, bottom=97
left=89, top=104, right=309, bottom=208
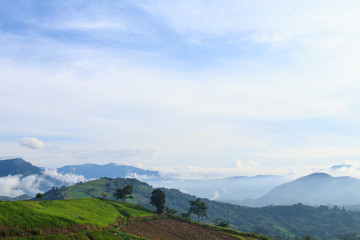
left=0, top=198, right=269, bottom=240
left=41, top=177, right=360, bottom=240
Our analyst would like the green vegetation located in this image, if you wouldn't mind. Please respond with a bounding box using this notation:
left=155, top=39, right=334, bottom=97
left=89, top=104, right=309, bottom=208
left=215, top=218, right=230, bottom=227
left=0, top=198, right=153, bottom=229
left=36, top=193, right=43, bottom=199
left=189, top=197, right=208, bottom=222
left=40, top=177, right=360, bottom=240
left=113, top=184, right=134, bottom=202
left=0, top=197, right=270, bottom=240
left=0, top=198, right=153, bottom=239
left=150, top=189, right=165, bottom=214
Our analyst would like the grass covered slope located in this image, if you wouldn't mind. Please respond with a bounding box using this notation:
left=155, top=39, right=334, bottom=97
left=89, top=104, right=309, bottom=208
left=0, top=198, right=153, bottom=228
left=0, top=198, right=270, bottom=240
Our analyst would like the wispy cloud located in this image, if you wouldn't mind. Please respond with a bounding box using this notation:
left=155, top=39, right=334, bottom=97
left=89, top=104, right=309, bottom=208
left=0, top=169, right=86, bottom=198
left=2, top=1, right=360, bottom=174
left=0, top=175, right=44, bottom=197
left=249, top=148, right=360, bottom=160
left=43, top=169, right=85, bottom=185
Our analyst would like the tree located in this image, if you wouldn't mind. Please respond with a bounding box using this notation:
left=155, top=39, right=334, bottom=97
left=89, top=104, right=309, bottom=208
left=215, top=218, right=230, bottom=228
left=113, top=185, right=133, bottom=202
left=181, top=211, right=191, bottom=220
left=36, top=193, right=43, bottom=199
left=101, top=192, right=107, bottom=199
left=303, top=235, right=313, bottom=240
left=189, top=198, right=208, bottom=222
left=165, top=206, right=177, bottom=215
left=150, top=189, right=166, bottom=214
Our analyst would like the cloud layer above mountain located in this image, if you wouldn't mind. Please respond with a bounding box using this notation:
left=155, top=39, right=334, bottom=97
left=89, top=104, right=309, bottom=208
left=1, top=1, right=360, bottom=175
left=0, top=169, right=85, bottom=198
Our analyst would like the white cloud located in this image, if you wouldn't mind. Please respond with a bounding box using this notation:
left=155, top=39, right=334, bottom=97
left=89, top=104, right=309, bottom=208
left=19, top=137, right=45, bottom=150
left=53, top=21, right=126, bottom=31
left=139, top=0, right=360, bottom=46
left=250, top=148, right=360, bottom=160
left=2, top=1, right=360, bottom=173
left=0, top=169, right=86, bottom=198
left=327, top=160, right=360, bottom=179
left=0, top=175, right=25, bottom=197
left=125, top=172, right=157, bottom=180
left=155, top=160, right=264, bottom=180
left=211, top=190, right=220, bottom=200
left=43, top=169, right=85, bottom=185
left=0, top=174, right=44, bottom=197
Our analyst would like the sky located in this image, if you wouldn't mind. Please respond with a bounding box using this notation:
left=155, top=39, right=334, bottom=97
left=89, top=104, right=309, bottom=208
left=2, top=0, right=360, bottom=179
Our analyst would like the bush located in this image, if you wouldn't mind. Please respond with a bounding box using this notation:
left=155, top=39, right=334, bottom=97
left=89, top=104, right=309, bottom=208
left=31, top=228, right=42, bottom=236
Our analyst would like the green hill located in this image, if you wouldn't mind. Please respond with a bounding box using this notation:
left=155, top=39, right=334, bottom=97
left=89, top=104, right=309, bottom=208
left=0, top=198, right=269, bottom=240
left=41, top=177, right=360, bottom=240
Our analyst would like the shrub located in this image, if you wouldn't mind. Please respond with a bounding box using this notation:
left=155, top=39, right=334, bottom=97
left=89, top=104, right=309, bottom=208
left=31, top=228, right=42, bottom=235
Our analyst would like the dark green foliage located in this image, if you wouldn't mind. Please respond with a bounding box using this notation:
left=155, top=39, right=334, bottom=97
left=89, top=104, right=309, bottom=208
left=181, top=211, right=191, bottom=220
left=150, top=189, right=165, bottom=214
left=113, top=185, right=133, bottom=202
left=31, top=228, right=42, bottom=235
left=164, top=206, right=177, bottom=215
left=215, top=218, right=230, bottom=227
left=36, top=193, right=43, bottom=199
left=189, top=198, right=208, bottom=222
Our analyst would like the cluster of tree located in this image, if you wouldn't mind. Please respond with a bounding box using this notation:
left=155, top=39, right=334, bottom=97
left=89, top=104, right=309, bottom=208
left=113, top=185, right=134, bottom=201
left=113, top=185, right=210, bottom=223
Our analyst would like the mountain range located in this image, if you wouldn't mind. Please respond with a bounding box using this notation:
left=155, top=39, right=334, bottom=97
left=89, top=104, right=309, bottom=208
left=0, top=158, right=159, bottom=198
left=147, top=174, right=287, bottom=202
left=57, top=162, right=160, bottom=179
left=2, top=158, right=360, bottom=208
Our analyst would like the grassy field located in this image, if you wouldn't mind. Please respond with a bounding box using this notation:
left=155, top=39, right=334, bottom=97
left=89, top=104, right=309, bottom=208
left=0, top=198, right=271, bottom=240
left=0, top=198, right=153, bottom=228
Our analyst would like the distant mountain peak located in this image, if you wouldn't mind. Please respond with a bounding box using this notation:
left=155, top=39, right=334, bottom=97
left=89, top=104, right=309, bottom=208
left=251, top=172, right=360, bottom=207
left=302, top=172, right=332, bottom=178
left=0, top=158, right=41, bottom=177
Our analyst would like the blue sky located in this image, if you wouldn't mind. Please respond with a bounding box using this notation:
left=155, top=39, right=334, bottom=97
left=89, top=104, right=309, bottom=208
left=2, top=0, right=360, bottom=179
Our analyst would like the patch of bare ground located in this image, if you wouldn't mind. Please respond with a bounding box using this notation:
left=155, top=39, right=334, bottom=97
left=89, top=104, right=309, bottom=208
left=40, top=224, right=96, bottom=235
left=124, top=217, right=240, bottom=240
